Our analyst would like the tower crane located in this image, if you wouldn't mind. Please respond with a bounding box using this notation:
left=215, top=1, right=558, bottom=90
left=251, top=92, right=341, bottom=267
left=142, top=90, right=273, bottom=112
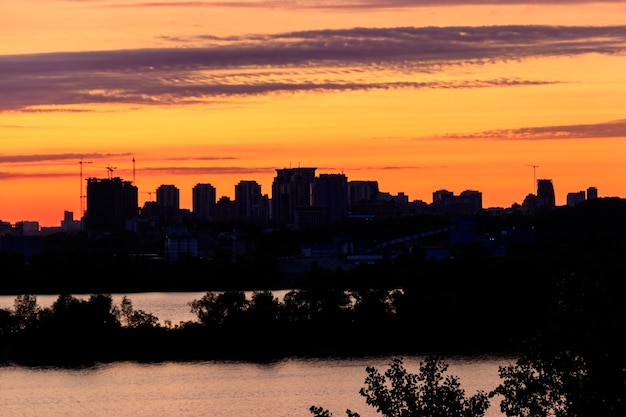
left=106, top=165, right=117, bottom=179
left=79, top=158, right=92, bottom=217
left=526, top=164, right=539, bottom=193
left=84, top=163, right=119, bottom=179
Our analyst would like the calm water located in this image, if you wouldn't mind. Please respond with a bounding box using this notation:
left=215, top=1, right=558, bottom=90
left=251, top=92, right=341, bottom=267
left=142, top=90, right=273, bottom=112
left=0, top=356, right=511, bottom=417
left=0, top=292, right=513, bottom=417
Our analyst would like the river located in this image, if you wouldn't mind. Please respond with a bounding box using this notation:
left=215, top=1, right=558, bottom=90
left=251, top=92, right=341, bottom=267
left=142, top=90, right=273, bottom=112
left=0, top=292, right=514, bottom=417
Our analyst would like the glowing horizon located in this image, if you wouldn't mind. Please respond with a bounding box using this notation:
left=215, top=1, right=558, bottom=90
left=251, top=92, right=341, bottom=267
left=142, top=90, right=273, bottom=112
left=2, top=1, right=626, bottom=227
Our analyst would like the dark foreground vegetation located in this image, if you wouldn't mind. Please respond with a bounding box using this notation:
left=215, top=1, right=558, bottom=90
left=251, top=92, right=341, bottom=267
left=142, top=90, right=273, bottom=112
left=1, top=198, right=626, bottom=416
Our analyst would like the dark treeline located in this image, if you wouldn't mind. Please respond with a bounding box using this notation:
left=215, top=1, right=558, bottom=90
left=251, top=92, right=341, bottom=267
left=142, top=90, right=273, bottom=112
left=0, top=286, right=516, bottom=366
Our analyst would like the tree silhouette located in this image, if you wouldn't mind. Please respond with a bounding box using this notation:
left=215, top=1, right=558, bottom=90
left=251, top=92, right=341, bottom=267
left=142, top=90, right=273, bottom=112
left=311, top=356, right=490, bottom=417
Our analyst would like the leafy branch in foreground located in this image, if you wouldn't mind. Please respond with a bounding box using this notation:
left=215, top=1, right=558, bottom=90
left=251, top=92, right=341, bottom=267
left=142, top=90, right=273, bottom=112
left=489, top=352, right=587, bottom=417
left=310, top=356, right=490, bottom=417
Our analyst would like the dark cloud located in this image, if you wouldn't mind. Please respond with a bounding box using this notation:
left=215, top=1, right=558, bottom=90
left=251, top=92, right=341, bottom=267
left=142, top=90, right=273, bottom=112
left=2, top=25, right=625, bottom=111
left=0, top=153, right=132, bottom=164
left=443, top=119, right=626, bottom=139
left=0, top=154, right=267, bottom=180
left=164, top=156, right=239, bottom=161
left=99, top=0, right=626, bottom=10
left=342, top=165, right=428, bottom=171
left=0, top=171, right=74, bottom=180
left=15, top=108, right=94, bottom=113
left=139, top=166, right=276, bottom=175
left=322, top=0, right=626, bottom=9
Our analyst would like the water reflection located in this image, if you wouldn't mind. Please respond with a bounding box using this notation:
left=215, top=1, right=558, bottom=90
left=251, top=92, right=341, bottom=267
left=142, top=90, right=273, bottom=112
left=0, top=356, right=512, bottom=417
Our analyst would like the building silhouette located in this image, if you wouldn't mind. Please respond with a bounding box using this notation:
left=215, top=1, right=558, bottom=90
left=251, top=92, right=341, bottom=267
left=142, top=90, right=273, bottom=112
left=235, top=180, right=268, bottom=223
left=567, top=191, right=586, bottom=207
left=156, top=184, right=180, bottom=211
left=215, top=196, right=236, bottom=222
left=432, top=189, right=455, bottom=211
left=587, top=186, right=598, bottom=200
left=84, top=177, right=138, bottom=233
left=14, top=221, right=39, bottom=236
left=10, top=160, right=594, bottom=233
left=164, top=226, right=198, bottom=261
left=347, top=180, right=379, bottom=214
left=271, top=167, right=316, bottom=225
left=431, top=189, right=482, bottom=215
left=151, top=184, right=182, bottom=221
left=61, top=210, right=81, bottom=232
left=459, top=190, right=483, bottom=214
left=192, top=183, right=216, bottom=220
left=312, top=173, right=348, bottom=224
left=348, top=181, right=378, bottom=204
left=536, top=179, right=556, bottom=211
left=566, top=186, right=598, bottom=207
left=522, top=193, right=537, bottom=213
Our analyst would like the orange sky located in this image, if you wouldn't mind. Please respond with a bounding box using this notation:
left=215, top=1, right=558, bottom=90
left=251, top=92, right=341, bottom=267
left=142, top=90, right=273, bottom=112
left=2, top=1, right=626, bottom=227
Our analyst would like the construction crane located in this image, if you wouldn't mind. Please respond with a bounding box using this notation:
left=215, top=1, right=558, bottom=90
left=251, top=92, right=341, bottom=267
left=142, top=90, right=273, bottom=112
left=526, top=164, right=539, bottom=193
left=106, top=165, right=117, bottom=179
left=79, top=158, right=92, bottom=217
left=84, top=163, right=118, bottom=180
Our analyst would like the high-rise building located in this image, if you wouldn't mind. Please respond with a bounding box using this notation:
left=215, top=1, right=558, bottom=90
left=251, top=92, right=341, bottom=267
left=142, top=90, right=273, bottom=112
left=235, top=180, right=267, bottom=223
left=215, top=196, right=236, bottom=222
left=567, top=191, right=586, bottom=207
left=156, top=184, right=180, bottom=210
left=587, top=186, right=598, bottom=200
left=312, top=173, right=348, bottom=224
left=271, top=167, right=316, bottom=225
left=459, top=190, right=483, bottom=213
left=61, top=210, right=81, bottom=232
left=536, top=179, right=556, bottom=211
left=348, top=181, right=378, bottom=209
left=348, top=180, right=378, bottom=203
left=432, top=189, right=455, bottom=211
left=85, top=177, right=138, bottom=233
left=192, top=183, right=216, bottom=220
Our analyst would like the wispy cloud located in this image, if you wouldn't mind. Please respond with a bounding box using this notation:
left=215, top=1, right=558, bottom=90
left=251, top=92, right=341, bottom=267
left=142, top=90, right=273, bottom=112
left=0, top=159, right=273, bottom=180
left=0, top=153, right=132, bottom=164
left=164, top=156, right=240, bottom=161
left=139, top=166, right=276, bottom=175
left=15, top=108, right=95, bottom=114
left=96, top=0, right=626, bottom=10
left=2, top=25, right=625, bottom=112
left=442, top=119, right=626, bottom=140
left=0, top=171, right=73, bottom=180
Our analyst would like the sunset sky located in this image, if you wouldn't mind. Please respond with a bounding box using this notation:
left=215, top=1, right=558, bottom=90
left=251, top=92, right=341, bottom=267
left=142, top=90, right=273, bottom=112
left=2, top=0, right=626, bottom=227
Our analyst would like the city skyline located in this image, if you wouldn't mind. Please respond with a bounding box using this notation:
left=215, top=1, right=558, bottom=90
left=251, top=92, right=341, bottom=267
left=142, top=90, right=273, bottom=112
left=1, top=166, right=600, bottom=229
left=2, top=1, right=626, bottom=227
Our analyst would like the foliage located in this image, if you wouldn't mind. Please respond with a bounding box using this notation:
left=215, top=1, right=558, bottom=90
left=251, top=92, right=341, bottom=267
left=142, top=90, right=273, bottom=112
left=189, top=290, right=249, bottom=326
left=118, top=295, right=159, bottom=328
left=490, top=352, right=587, bottom=417
left=247, top=290, right=281, bottom=323
left=311, top=356, right=490, bottom=417
left=12, top=294, right=39, bottom=331
left=350, top=288, right=401, bottom=324
left=489, top=266, right=626, bottom=417
left=44, top=293, right=120, bottom=330
left=309, top=406, right=359, bottom=417
left=281, top=287, right=352, bottom=324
